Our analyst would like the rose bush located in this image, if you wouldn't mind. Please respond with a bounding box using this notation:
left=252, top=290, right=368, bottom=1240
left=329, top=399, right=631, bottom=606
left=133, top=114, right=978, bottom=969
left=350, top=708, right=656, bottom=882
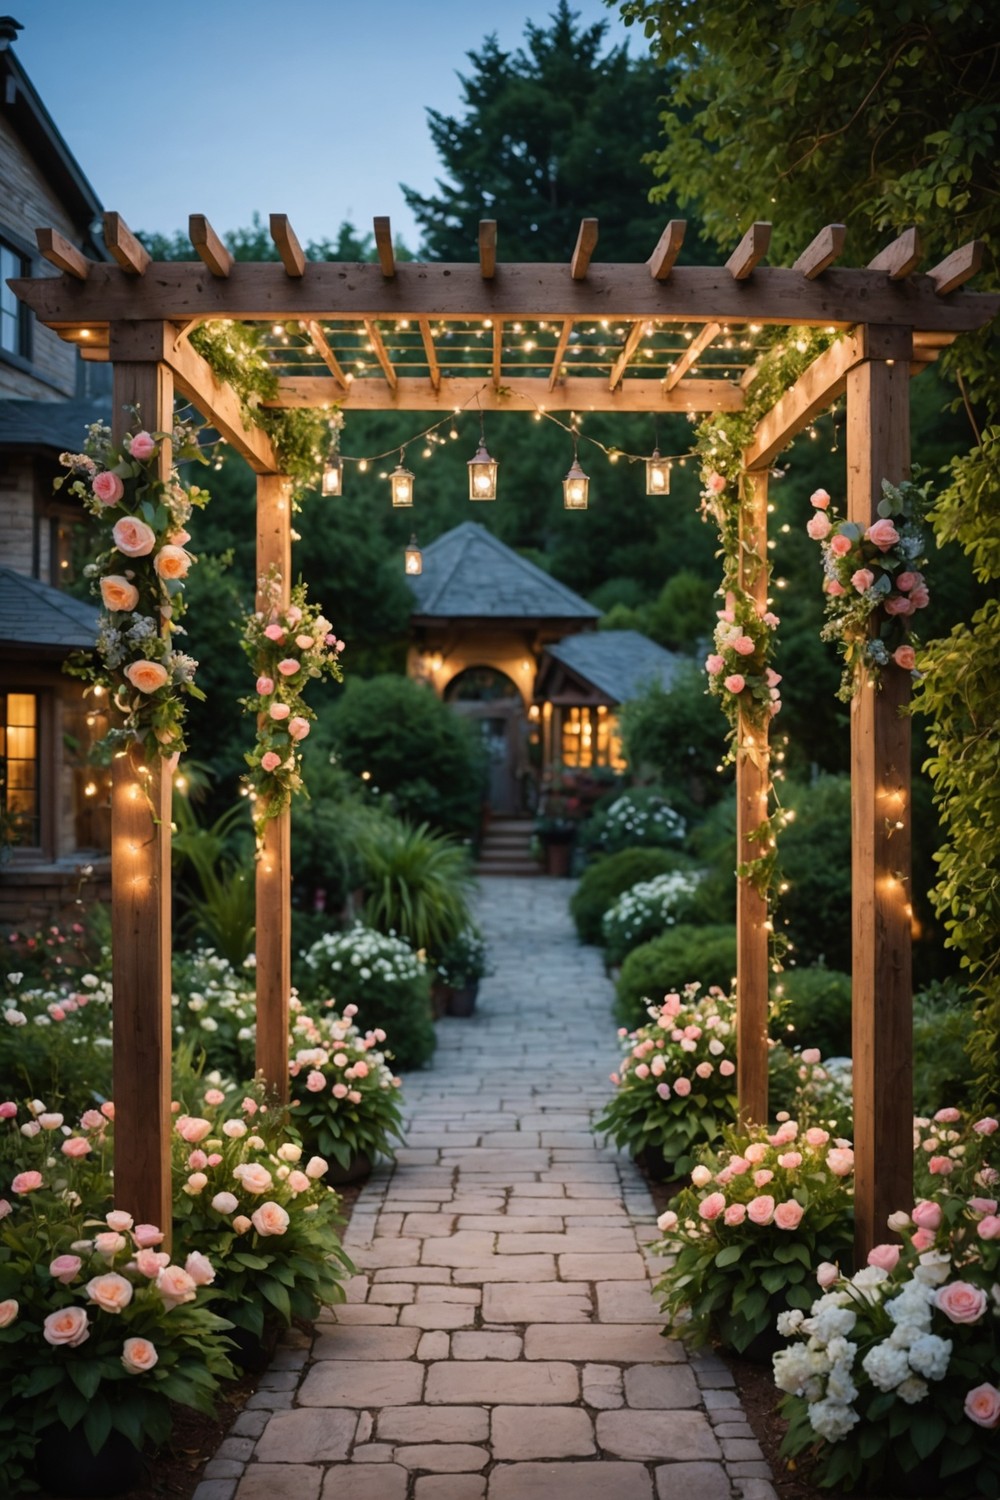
left=299, top=924, right=435, bottom=1071
left=288, top=998, right=404, bottom=1171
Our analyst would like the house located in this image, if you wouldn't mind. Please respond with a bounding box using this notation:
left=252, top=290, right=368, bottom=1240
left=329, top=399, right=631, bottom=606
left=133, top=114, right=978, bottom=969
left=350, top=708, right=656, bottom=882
left=0, top=16, right=111, bottom=922
left=406, top=521, right=681, bottom=813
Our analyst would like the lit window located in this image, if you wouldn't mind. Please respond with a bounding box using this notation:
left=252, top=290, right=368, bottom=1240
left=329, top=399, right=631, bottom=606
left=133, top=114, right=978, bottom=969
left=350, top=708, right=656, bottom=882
left=0, top=242, right=30, bottom=359
left=0, top=692, right=40, bottom=846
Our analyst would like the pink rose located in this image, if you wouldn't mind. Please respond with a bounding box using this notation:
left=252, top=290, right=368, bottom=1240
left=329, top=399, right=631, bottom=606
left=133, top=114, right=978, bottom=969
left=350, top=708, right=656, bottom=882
left=100, top=575, right=139, bottom=612
left=719, top=1059, right=735, bottom=1077
left=62, top=1137, right=92, bottom=1158
left=86, top=1272, right=134, bottom=1313
left=106, top=1211, right=133, bottom=1233
left=745, top=1143, right=768, bottom=1164
left=263, top=624, right=285, bottom=642
left=0, top=1103, right=15, bottom=1120
left=851, top=568, right=875, bottom=593
left=826, top=1148, right=854, bottom=1177
left=826, top=578, right=846, bottom=596
left=261, top=751, right=282, bottom=773
left=288, top=716, right=310, bottom=741
left=936, top=1281, right=988, bottom=1324
left=112, top=516, right=156, bottom=558
left=774, top=1200, right=804, bottom=1231
left=893, top=645, right=916, bottom=670
left=169, top=529, right=191, bottom=546
left=286, top=605, right=302, bottom=625
left=911, top=1227, right=936, bottom=1252
left=11, top=1171, right=42, bottom=1194
left=277, top=658, right=300, bottom=676
left=94, top=1231, right=127, bottom=1259
left=185, top=1251, right=215, bottom=1286
left=969, top=1198, right=998, bottom=1215
left=910, top=585, right=930, bottom=608
left=256, top=676, right=274, bottom=695
left=747, top=1195, right=775, bottom=1225
left=251, top=1201, right=290, bottom=1237
left=93, top=470, right=125, bottom=506
left=965, top=1384, right=1000, bottom=1429
left=122, top=1336, right=158, bottom=1374
left=974, top=1118, right=999, bottom=1135
left=810, top=489, right=831, bottom=509
left=977, top=1216, right=1000, bottom=1240
left=766, top=668, right=782, bottom=688
left=807, top=513, right=831, bottom=541
left=0, top=1298, right=18, bottom=1327
left=135, top=1249, right=169, bottom=1277
left=816, top=1262, right=839, bottom=1288
left=867, top=518, right=900, bottom=551
left=800, top=1048, right=821, bottom=1065
left=176, top=1116, right=212, bottom=1145
left=154, top=545, right=191, bottom=581
left=912, top=1200, right=942, bottom=1230
left=129, top=430, right=156, bottom=461
left=698, top=1192, right=727, bottom=1221
left=896, top=571, right=918, bottom=591
left=295, top=634, right=314, bottom=650
left=132, top=1224, right=164, bottom=1248
left=234, top=1163, right=273, bottom=1195
left=724, top=1203, right=747, bottom=1226
left=723, top=674, right=745, bottom=694
left=269, top=702, right=291, bottom=721
left=754, top=1169, right=774, bottom=1187
left=306, top=1070, right=326, bottom=1092
left=830, top=533, right=853, bottom=558
left=694, top=1062, right=713, bottom=1080
left=705, top=654, right=724, bottom=676
left=286, top=1170, right=311, bottom=1194
left=156, top=1265, right=197, bottom=1310
left=673, top=1077, right=692, bottom=1097
left=124, top=660, right=168, bottom=694
left=49, top=1254, right=83, bottom=1284
left=211, top=1191, right=239, bottom=1215
left=805, top=1128, right=830, bottom=1147
left=657, top=1210, right=678, bottom=1233
left=732, top=635, right=755, bottom=656
left=43, top=1306, right=89, bottom=1347
left=634, top=1063, right=650, bottom=1080
left=777, top=1152, right=802, bottom=1170
left=934, top=1107, right=962, bottom=1123
left=867, top=1244, right=901, bottom=1272
left=929, top=1155, right=954, bottom=1176
left=884, top=594, right=915, bottom=616
left=707, top=472, right=726, bottom=493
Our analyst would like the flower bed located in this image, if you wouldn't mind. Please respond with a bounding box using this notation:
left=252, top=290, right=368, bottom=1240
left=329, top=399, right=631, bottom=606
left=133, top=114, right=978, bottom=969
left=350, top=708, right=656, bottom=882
left=582, top=789, right=686, bottom=856
left=601, top=869, right=704, bottom=967
left=300, top=924, right=435, bottom=1071
left=288, top=999, right=404, bottom=1171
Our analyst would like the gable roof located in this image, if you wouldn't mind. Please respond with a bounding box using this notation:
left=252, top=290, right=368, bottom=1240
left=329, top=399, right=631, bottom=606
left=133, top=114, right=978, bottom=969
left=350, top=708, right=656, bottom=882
left=0, top=568, right=97, bottom=652
left=407, top=522, right=599, bottom=621
left=542, top=630, right=681, bottom=704
left=0, top=396, right=112, bottom=452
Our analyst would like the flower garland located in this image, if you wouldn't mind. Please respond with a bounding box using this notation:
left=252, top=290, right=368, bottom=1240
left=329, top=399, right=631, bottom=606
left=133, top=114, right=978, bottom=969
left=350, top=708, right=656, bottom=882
left=240, top=570, right=344, bottom=844
left=59, top=415, right=209, bottom=759
left=806, top=477, right=931, bottom=700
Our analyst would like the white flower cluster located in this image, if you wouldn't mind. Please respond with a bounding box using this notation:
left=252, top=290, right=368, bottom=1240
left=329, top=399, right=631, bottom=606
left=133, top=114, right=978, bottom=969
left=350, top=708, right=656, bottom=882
left=596, top=794, right=686, bottom=849
left=170, top=949, right=256, bottom=1040
left=601, top=870, right=703, bottom=949
left=304, top=925, right=426, bottom=985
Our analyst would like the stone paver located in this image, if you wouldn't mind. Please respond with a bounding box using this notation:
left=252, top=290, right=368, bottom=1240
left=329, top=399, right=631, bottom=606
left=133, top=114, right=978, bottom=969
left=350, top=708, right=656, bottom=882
left=206, top=878, right=771, bottom=1499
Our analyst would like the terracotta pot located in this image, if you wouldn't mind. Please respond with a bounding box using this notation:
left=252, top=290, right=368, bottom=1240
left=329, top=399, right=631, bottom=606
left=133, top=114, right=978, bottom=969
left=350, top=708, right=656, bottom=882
left=430, top=980, right=453, bottom=1019
left=324, top=1150, right=373, bottom=1186
left=448, top=981, right=479, bottom=1017
left=35, top=1423, right=145, bottom=1498
left=543, top=839, right=573, bottom=877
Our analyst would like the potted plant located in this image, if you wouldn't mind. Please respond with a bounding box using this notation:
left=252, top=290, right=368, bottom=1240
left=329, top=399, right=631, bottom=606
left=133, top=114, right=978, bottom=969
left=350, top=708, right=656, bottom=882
left=435, top=924, right=490, bottom=1017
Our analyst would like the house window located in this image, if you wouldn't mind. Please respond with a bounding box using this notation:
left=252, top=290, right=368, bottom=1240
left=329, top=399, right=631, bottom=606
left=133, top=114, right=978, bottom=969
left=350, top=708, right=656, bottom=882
left=1, top=241, right=31, bottom=359
left=0, top=692, right=40, bottom=848
left=558, top=705, right=627, bottom=771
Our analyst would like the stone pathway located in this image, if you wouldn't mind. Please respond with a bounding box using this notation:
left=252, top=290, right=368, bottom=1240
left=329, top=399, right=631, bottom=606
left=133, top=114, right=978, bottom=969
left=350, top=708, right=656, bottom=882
left=198, top=878, right=776, bottom=1500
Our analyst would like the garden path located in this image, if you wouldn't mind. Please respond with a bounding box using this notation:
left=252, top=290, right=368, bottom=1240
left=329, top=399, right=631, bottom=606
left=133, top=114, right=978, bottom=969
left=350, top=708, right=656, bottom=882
left=196, top=877, right=776, bottom=1500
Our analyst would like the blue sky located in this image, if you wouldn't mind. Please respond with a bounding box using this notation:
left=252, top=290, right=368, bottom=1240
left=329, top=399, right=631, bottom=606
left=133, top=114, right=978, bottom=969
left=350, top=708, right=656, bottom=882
left=17, top=0, right=636, bottom=251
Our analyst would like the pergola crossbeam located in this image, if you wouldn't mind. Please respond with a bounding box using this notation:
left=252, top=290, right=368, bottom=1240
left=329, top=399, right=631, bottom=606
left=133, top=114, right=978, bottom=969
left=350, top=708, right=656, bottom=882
left=269, top=214, right=306, bottom=277
left=418, top=318, right=441, bottom=391
left=304, top=320, right=350, bottom=389
left=479, top=220, right=497, bottom=280
left=363, top=318, right=398, bottom=391
left=793, top=224, right=847, bottom=280
left=35, top=227, right=89, bottom=279
left=374, top=217, right=395, bottom=278
left=492, top=318, right=504, bottom=389
left=608, top=320, right=647, bottom=391
left=663, top=321, right=721, bottom=392
left=869, top=227, right=922, bottom=280
left=647, top=220, right=686, bottom=280
left=548, top=319, right=574, bottom=391
left=727, top=222, right=771, bottom=280
left=102, top=212, right=150, bottom=275
left=570, top=219, right=598, bottom=280
left=929, top=239, right=984, bottom=295
left=269, top=373, right=744, bottom=412
left=189, top=215, right=233, bottom=277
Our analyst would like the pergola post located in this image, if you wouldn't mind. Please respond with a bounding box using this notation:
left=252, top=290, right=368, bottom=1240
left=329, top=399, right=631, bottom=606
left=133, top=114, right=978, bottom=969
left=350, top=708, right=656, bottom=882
left=109, top=350, right=174, bottom=1236
left=736, top=471, right=771, bottom=1125
left=847, top=325, right=914, bottom=1257
left=255, top=474, right=292, bottom=1100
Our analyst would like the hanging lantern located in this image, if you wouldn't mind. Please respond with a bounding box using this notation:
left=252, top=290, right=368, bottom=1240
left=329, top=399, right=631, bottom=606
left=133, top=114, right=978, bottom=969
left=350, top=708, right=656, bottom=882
left=646, top=448, right=671, bottom=496
left=468, top=413, right=498, bottom=500
left=321, top=453, right=343, bottom=496
left=390, top=450, right=414, bottom=508
left=563, top=436, right=589, bottom=511
left=404, top=535, right=423, bottom=575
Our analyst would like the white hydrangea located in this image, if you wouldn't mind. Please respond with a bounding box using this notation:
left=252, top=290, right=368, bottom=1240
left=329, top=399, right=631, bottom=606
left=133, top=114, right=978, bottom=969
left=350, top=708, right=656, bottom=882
left=897, top=1376, right=929, bottom=1405
left=862, top=1342, right=910, bottom=1392
left=808, top=1399, right=860, bottom=1442
left=804, top=1302, right=857, bottom=1343
left=906, top=1332, right=952, bottom=1381
left=776, top=1309, right=805, bottom=1337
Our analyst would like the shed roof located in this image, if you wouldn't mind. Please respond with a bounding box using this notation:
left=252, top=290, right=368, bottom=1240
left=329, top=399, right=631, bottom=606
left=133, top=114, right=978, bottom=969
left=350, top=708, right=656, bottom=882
left=0, top=396, right=111, bottom=452
left=407, top=522, right=600, bottom=622
left=543, top=629, right=681, bottom=704
left=0, top=568, right=97, bottom=651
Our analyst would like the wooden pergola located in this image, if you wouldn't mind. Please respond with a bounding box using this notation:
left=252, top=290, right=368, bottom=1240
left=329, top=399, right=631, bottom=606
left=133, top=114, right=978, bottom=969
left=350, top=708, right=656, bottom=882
left=13, top=212, right=998, bottom=1258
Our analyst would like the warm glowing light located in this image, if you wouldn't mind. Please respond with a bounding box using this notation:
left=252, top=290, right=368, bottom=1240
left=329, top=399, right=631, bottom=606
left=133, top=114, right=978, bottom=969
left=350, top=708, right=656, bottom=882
left=321, top=455, right=343, bottom=497
left=563, top=456, right=590, bottom=511
left=467, top=439, right=499, bottom=501
left=390, top=460, right=415, bottom=508
left=646, top=451, right=671, bottom=495
left=404, top=535, right=423, bottom=575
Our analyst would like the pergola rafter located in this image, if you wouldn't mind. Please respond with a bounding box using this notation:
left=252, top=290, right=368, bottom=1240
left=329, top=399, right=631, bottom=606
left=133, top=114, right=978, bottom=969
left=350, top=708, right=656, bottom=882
left=12, top=210, right=998, bottom=1260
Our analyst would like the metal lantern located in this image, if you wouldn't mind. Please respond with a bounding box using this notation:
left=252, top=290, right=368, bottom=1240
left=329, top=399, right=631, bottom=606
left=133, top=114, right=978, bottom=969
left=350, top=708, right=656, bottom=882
left=321, top=453, right=343, bottom=496
left=646, top=448, right=671, bottom=496
left=563, top=439, right=589, bottom=511
left=404, top=535, right=423, bottom=575
left=390, top=451, right=414, bottom=508
left=468, top=413, right=498, bottom=500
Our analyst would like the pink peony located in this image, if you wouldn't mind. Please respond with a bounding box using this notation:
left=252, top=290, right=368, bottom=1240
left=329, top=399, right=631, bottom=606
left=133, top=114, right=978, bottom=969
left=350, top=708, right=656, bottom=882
left=656, top=1081, right=671, bottom=1100
left=251, top=1201, right=290, bottom=1237
left=694, top=1062, right=713, bottom=1080
left=936, top=1281, right=988, bottom=1324
left=0, top=1103, right=15, bottom=1120
left=745, top=1143, right=769, bottom=1164
left=867, top=518, right=900, bottom=551
left=11, top=1171, right=42, bottom=1194
left=86, top=1272, right=133, bottom=1313
left=176, top=1116, right=212, bottom=1145
left=129, top=431, right=156, bottom=461
left=774, top=1200, right=804, bottom=1231
left=93, top=470, right=125, bottom=506
left=100, top=575, right=140, bottom=612
left=934, top=1107, right=962, bottom=1123
left=43, top=1306, right=89, bottom=1347
left=807, top=513, right=831, bottom=541
left=893, top=645, right=916, bottom=670
left=288, top=716, right=310, bottom=741
left=747, top=1195, right=775, bottom=1225
left=49, top=1254, right=83, bottom=1284
left=723, top=674, right=745, bottom=694
left=657, top=1210, right=678, bottom=1233
left=968, top=1197, right=997, bottom=1215
left=867, top=1244, right=901, bottom=1272
left=851, top=568, right=875, bottom=593
left=261, top=751, right=282, bottom=773
left=965, top=1384, right=1000, bottom=1429
left=698, top=1192, right=727, bottom=1221
left=121, top=1336, right=158, bottom=1373
left=754, top=1169, right=774, bottom=1187
left=810, top=489, right=831, bottom=509
left=112, top=516, right=156, bottom=558
left=705, top=654, right=724, bottom=676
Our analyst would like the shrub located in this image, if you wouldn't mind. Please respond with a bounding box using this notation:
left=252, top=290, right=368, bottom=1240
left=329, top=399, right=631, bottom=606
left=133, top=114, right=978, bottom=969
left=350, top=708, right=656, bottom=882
left=581, top=788, right=686, bottom=857
left=616, top=925, right=737, bottom=1028
left=773, top=967, right=853, bottom=1059
left=287, top=1000, right=405, bottom=1170
left=601, top=870, right=705, bottom=967
left=780, top=776, right=853, bottom=972
left=913, top=980, right=977, bottom=1113
left=358, top=818, right=474, bottom=959
left=619, top=662, right=731, bottom=818
left=299, top=926, right=435, bottom=1071
left=321, top=675, right=487, bottom=837
left=570, top=847, right=695, bottom=945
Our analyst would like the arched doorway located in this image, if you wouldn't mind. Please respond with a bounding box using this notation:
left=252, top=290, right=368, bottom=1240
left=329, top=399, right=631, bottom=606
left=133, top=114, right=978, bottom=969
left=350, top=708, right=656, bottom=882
left=444, top=666, right=530, bottom=815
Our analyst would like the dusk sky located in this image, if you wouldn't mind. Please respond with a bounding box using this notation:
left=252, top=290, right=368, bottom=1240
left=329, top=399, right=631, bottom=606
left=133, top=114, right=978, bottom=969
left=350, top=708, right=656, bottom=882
left=17, top=0, right=636, bottom=251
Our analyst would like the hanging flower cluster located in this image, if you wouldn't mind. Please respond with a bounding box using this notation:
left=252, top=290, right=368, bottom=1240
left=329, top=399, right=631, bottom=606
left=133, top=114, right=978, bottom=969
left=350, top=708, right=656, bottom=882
left=59, top=416, right=209, bottom=759
left=240, top=570, right=344, bottom=843
left=807, top=478, right=931, bottom=700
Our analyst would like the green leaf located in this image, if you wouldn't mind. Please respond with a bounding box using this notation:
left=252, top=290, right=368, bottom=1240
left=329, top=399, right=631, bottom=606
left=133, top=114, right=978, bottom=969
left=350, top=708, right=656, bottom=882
left=715, top=1244, right=743, bottom=1268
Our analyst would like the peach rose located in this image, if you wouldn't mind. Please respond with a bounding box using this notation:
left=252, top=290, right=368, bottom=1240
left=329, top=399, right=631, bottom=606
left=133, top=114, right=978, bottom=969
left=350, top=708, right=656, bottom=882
left=277, top=658, right=300, bottom=676
left=156, top=1264, right=197, bottom=1309
left=233, top=1215, right=252, bottom=1234
left=256, top=676, right=275, bottom=695
left=286, top=1170, right=311, bottom=1195
left=43, top=1306, right=89, bottom=1346
left=826, top=578, right=846, bottom=596
left=810, top=489, right=831, bottom=509
left=135, top=1249, right=170, bottom=1277
left=965, top=1383, right=1000, bottom=1429
left=86, top=1272, right=134, bottom=1313
left=0, top=1298, right=18, bottom=1327
left=234, top=1162, right=273, bottom=1194
left=112, top=516, right=156, bottom=558
left=154, top=545, right=191, bottom=581
left=826, top=1148, right=855, bottom=1177
left=305, top=1156, right=328, bottom=1179
left=747, top=1195, right=775, bottom=1225
left=100, top=575, right=140, bottom=612
left=673, top=1077, right=692, bottom=1097
left=261, top=751, right=282, bottom=773
left=288, top=716, right=311, bottom=741
left=830, top=533, right=853, bottom=557
left=94, top=1231, right=127, bottom=1259
left=184, top=1251, right=215, bottom=1286
left=93, top=471, right=125, bottom=505
left=867, top=518, right=900, bottom=551
left=124, top=660, right=168, bottom=694
left=936, top=1281, right=987, bottom=1324
left=251, top=1201, right=290, bottom=1237
left=129, top=430, right=156, bottom=461
left=851, top=568, right=875, bottom=593
left=774, top=1200, right=804, bottom=1230
left=176, top=1116, right=212, bottom=1144
left=121, top=1336, right=158, bottom=1373
left=911, top=1227, right=936, bottom=1252
left=269, top=702, right=290, bottom=721
left=698, top=1192, right=727, bottom=1221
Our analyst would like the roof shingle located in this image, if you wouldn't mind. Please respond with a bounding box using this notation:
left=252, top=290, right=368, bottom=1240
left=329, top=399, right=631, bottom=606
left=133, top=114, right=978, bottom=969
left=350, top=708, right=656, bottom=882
left=0, top=568, right=98, bottom=650
left=407, top=522, right=599, bottom=621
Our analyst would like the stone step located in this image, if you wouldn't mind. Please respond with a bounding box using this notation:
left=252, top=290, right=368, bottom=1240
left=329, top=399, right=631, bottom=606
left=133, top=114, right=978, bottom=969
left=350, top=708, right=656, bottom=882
left=476, top=861, right=541, bottom=877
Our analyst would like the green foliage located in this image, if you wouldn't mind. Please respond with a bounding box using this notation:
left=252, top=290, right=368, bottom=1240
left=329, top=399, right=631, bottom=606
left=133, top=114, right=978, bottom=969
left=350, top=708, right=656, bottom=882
left=570, top=846, right=695, bottom=945
left=290, top=763, right=374, bottom=919
left=616, top=925, right=737, bottom=1027
left=357, top=818, right=475, bottom=958
left=779, top=776, right=853, bottom=973
left=772, top=967, right=853, bottom=1061
left=619, top=663, right=731, bottom=818
left=299, top=926, right=436, bottom=1071
left=581, top=787, right=686, bottom=857
left=172, top=796, right=256, bottom=968
left=601, top=870, right=705, bottom=968
left=913, top=981, right=977, bottom=1114
left=322, top=675, right=487, bottom=837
